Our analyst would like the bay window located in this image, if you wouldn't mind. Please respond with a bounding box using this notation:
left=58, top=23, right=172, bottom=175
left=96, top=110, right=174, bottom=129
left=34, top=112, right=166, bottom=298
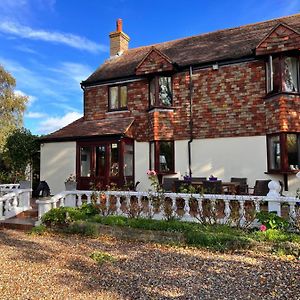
left=149, top=76, right=172, bottom=107
left=150, top=141, right=174, bottom=173
left=266, top=54, right=300, bottom=94
left=267, top=133, right=300, bottom=172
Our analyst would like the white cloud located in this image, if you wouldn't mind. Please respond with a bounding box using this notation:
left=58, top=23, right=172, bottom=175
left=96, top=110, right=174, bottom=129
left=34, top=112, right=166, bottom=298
left=37, top=111, right=82, bottom=134
left=0, top=21, right=107, bottom=53
left=15, top=89, right=37, bottom=106
left=25, top=111, right=47, bottom=118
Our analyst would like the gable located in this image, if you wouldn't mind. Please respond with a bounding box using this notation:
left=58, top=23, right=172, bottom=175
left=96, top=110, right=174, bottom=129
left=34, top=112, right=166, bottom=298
left=256, top=23, right=300, bottom=56
left=135, top=47, right=175, bottom=75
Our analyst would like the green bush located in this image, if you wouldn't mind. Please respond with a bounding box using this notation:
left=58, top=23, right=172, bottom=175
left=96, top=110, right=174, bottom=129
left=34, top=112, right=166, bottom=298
left=89, top=251, right=116, bottom=264
left=256, top=211, right=289, bottom=230
left=253, top=228, right=300, bottom=243
left=65, top=221, right=99, bottom=238
left=28, top=225, right=47, bottom=235
left=41, top=204, right=99, bottom=228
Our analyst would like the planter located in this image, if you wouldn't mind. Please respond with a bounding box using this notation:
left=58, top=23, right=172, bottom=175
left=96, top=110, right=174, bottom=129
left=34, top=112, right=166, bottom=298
left=19, top=180, right=31, bottom=189
left=65, top=181, right=77, bottom=191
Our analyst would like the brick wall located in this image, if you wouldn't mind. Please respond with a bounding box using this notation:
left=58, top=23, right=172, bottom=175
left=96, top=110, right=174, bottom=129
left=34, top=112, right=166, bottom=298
left=84, top=59, right=300, bottom=142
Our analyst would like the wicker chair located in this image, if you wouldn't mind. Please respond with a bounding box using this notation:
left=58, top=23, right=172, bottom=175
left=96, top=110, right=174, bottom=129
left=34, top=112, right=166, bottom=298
left=251, top=180, right=271, bottom=196
left=230, top=177, right=248, bottom=194
left=202, top=180, right=223, bottom=194
left=162, top=177, right=179, bottom=192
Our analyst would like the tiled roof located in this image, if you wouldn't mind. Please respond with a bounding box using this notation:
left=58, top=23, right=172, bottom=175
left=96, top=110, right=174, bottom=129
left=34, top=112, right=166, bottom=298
left=41, top=117, right=135, bottom=141
left=83, top=14, right=300, bottom=85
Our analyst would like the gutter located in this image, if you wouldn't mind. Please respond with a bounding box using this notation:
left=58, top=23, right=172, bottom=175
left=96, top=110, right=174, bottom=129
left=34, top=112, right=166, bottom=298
left=188, top=66, right=193, bottom=178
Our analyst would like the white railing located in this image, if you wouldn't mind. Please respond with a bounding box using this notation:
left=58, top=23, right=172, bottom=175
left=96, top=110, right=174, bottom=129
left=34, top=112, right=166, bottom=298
left=0, top=189, right=32, bottom=220
left=0, top=184, right=20, bottom=195
left=36, top=180, right=299, bottom=227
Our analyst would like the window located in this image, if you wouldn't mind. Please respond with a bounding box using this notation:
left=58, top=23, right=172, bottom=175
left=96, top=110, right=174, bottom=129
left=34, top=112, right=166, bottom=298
left=124, top=144, right=134, bottom=177
left=267, top=133, right=300, bottom=172
left=108, top=85, right=127, bottom=110
left=149, top=76, right=172, bottom=107
left=149, top=141, right=174, bottom=173
left=110, top=143, right=119, bottom=176
left=266, top=55, right=299, bottom=94
left=80, top=147, right=91, bottom=177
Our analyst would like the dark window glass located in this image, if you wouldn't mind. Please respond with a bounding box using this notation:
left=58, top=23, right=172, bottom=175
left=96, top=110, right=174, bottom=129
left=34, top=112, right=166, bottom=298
left=272, top=57, right=281, bottom=93
left=96, top=146, right=106, bottom=177
left=109, top=85, right=127, bottom=110
left=80, top=147, right=91, bottom=177
left=149, top=79, right=156, bottom=107
left=110, top=143, right=119, bottom=176
left=150, top=141, right=174, bottom=173
left=268, top=135, right=281, bottom=170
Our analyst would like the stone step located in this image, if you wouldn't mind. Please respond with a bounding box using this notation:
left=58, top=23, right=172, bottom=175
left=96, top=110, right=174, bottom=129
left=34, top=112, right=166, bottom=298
left=0, top=217, right=36, bottom=231
left=16, top=209, right=38, bottom=219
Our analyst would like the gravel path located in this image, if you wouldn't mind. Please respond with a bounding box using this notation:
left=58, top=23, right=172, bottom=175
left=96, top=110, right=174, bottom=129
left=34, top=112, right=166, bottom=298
left=0, top=229, right=299, bottom=300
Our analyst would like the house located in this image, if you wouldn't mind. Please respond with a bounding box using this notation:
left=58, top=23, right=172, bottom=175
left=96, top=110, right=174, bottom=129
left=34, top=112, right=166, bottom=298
left=40, top=15, right=300, bottom=195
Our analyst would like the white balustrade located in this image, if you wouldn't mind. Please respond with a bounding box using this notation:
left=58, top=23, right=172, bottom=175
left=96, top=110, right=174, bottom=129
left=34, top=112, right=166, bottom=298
left=34, top=180, right=300, bottom=228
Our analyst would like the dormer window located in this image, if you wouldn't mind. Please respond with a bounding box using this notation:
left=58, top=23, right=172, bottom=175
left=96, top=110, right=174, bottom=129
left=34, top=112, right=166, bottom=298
left=149, top=76, right=172, bottom=107
left=266, top=55, right=300, bottom=94
left=108, top=85, right=127, bottom=111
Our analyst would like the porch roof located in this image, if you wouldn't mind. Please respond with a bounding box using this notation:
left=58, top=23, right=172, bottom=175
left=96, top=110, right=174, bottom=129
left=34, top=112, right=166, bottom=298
left=41, top=117, right=135, bottom=142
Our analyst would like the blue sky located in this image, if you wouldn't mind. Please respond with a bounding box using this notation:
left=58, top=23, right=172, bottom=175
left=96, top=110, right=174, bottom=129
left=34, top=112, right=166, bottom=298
left=0, top=0, right=300, bottom=135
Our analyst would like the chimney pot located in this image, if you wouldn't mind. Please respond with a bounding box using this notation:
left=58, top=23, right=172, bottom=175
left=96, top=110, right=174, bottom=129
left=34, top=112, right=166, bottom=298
left=117, top=19, right=122, bottom=32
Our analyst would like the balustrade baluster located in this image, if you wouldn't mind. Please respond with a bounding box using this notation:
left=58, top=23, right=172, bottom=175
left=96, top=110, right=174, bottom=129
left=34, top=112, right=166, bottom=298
left=224, top=199, right=231, bottom=224
left=183, top=196, right=191, bottom=219
left=59, top=197, right=64, bottom=207
left=106, top=195, right=110, bottom=215
left=254, top=198, right=261, bottom=213
left=148, top=196, right=154, bottom=217
left=171, top=196, right=177, bottom=218
left=77, top=195, right=82, bottom=206
left=12, top=194, right=18, bottom=209
left=87, top=194, right=91, bottom=204
left=197, top=198, right=203, bottom=221
left=238, top=200, right=246, bottom=226
left=116, top=196, right=122, bottom=215
left=137, top=195, right=143, bottom=216
left=0, top=201, right=3, bottom=219
left=4, top=199, right=11, bottom=216
left=288, top=202, right=296, bottom=223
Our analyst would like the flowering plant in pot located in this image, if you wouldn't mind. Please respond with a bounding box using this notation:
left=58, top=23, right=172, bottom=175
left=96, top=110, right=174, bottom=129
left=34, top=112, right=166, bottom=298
left=209, top=175, right=217, bottom=181
left=65, top=174, right=77, bottom=191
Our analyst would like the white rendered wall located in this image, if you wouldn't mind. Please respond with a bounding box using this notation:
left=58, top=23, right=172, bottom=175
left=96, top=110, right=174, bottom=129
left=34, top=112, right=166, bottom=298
left=40, top=142, right=76, bottom=195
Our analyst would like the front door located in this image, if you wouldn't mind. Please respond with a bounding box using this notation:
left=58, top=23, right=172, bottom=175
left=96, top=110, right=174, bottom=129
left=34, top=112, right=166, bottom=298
left=76, top=138, right=134, bottom=190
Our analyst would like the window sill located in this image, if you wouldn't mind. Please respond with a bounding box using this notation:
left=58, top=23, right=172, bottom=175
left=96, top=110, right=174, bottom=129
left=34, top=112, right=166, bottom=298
left=147, top=106, right=175, bottom=113
left=264, top=170, right=299, bottom=175
left=106, top=109, right=130, bottom=114
left=264, top=91, right=300, bottom=100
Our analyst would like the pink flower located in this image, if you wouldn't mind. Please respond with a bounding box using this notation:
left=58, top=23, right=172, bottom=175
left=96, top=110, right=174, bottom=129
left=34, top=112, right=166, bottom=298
left=146, top=170, right=151, bottom=175
left=147, top=170, right=157, bottom=176
left=151, top=170, right=157, bottom=176
left=260, top=224, right=267, bottom=232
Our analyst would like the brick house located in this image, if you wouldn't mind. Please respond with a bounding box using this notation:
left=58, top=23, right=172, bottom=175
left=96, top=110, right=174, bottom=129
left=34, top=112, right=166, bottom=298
left=41, top=15, right=300, bottom=195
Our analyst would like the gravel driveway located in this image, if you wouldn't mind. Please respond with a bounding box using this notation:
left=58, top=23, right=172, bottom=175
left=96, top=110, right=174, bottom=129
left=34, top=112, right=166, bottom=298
left=0, top=229, right=299, bottom=300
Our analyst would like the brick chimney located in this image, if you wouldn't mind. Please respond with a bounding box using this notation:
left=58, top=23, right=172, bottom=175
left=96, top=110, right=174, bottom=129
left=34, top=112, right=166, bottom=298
left=109, top=19, right=130, bottom=57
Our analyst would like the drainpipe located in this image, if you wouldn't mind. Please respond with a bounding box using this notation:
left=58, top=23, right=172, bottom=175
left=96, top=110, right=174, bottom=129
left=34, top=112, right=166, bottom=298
left=188, top=66, right=193, bottom=178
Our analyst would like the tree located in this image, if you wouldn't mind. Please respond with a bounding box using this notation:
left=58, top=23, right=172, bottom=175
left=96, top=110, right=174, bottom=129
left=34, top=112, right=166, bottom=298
left=0, top=65, right=28, bottom=150
left=3, top=128, right=39, bottom=182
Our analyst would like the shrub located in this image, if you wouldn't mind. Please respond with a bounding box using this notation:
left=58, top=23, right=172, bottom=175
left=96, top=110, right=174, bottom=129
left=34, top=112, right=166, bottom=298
left=256, top=211, right=289, bottom=230
left=89, top=251, right=116, bottom=264
left=28, top=225, right=47, bottom=235
left=65, top=221, right=99, bottom=238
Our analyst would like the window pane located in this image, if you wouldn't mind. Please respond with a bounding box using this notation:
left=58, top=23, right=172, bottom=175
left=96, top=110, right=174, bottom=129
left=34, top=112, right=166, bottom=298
left=96, top=146, right=106, bottom=177
left=268, top=135, right=281, bottom=170
left=158, top=77, right=172, bottom=106
left=80, top=147, right=91, bottom=177
left=282, top=57, right=299, bottom=92
left=109, top=86, right=118, bottom=110
left=150, top=142, right=155, bottom=170
left=287, top=134, right=299, bottom=169
left=124, top=144, right=133, bottom=176
left=272, top=57, right=281, bottom=93
left=120, top=86, right=127, bottom=108
left=266, top=56, right=273, bottom=93
left=149, top=79, right=156, bottom=106
left=110, top=143, right=119, bottom=176
left=159, top=141, right=173, bottom=172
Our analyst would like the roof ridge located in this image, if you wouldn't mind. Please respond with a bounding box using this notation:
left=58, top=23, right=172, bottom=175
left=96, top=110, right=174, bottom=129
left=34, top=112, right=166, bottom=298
left=128, top=13, right=300, bottom=51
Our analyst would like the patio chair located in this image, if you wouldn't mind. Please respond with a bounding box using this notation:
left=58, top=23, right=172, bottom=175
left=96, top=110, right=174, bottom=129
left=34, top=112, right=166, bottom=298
left=251, top=180, right=271, bottom=196
left=162, top=177, right=179, bottom=192
left=230, top=177, right=248, bottom=194
left=202, top=180, right=223, bottom=194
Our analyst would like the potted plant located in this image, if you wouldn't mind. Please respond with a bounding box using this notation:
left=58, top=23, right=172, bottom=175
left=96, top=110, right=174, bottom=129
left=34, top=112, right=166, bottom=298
left=65, top=174, right=77, bottom=191
left=209, top=174, right=218, bottom=181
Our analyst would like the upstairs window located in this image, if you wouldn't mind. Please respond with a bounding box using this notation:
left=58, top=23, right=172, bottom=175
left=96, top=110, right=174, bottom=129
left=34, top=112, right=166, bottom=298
left=108, top=85, right=127, bottom=111
left=149, top=76, right=172, bottom=107
left=266, top=55, right=299, bottom=94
